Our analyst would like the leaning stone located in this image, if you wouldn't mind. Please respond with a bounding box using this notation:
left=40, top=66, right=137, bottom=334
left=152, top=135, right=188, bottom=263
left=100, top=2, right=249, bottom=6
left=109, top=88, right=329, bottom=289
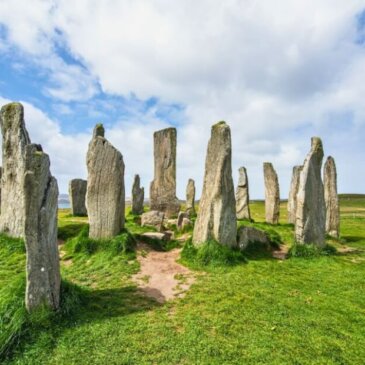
left=287, top=165, right=303, bottom=224
left=150, top=128, right=180, bottom=217
left=236, top=166, right=251, bottom=220
left=295, top=137, right=326, bottom=246
left=86, top=124, right=125, bottom=239
left=186, top=179, right=196, bottom=216
left=131, top=174, right=144, bottom=215
left=263, top=162, right=280, bottom=224
left=193, top=121, right=237, bottom=247
left=68, top=179, right=87, bottom=216
left=141, top=210, right=165, bottom=231
left=237, top=226, right=270, bottom=251
left=0, top=102, right=31, bottom=237
left=24, top=144, right=60, bottom=312
left=324, top=156, right=340, bottom=238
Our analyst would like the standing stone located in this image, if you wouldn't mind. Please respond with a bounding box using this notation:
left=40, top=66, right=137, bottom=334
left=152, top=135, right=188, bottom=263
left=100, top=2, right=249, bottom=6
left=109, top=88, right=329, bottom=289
left=24, top=144, right=60, bottom=312
left=0, top=102, right=31, bottom=237
left=186, top=178, right=196, bottom=216
left=324, top=156, right=340, bottom=238
left=295, top=137, right=326, bottom=246
left=236, top=166, right=251, bottom=220
left=193, top=121, right=236, bottom=247
left=86, top=124, right=125, bottom=239
left=287, top=165, right=303, bottom=224
left=150, top=128, right=180, bottom=217
left=131, top=174, right=144, bottom=215
left=263, top=163, right=280, bottom=224
left=0, top=167, right=2, bottom=213
left=69, top=179, right=87, bottom=216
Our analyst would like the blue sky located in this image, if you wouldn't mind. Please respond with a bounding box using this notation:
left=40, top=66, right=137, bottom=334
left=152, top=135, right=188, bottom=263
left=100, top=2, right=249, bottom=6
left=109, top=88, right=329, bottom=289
left=0, top=0, right=365, bottom=198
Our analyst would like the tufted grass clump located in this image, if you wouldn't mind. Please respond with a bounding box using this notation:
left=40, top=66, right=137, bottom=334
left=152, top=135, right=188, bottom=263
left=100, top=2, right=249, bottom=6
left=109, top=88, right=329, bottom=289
left=288, top=243, right=337, bottom=258
left=181, top=239, right=246, bottom=270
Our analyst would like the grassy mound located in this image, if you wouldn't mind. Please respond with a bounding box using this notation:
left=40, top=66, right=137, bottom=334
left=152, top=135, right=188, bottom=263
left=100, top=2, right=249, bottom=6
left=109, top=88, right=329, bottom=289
left=288, top=243, right=337, bottom=258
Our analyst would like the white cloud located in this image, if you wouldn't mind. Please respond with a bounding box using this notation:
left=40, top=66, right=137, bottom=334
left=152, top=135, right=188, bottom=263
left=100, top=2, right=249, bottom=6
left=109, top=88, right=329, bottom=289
left=1, top=0, right=365, bottom=197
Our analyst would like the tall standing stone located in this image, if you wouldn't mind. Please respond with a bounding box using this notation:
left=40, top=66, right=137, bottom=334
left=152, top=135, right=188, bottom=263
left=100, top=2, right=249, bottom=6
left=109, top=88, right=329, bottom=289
left=287, top=165, right=303, bottom=224
left=131, top=174, right=144, bottom=215
left=0, top=102, right=31, bottom=237
left=324, top=156, right=340, bottom=238
left=150, top=128, right=180, bottom=217
left=0, top=167, right=2, bottom=213
left=193, top=121, right=236, bottom=247
left=24, top=144, right=60, bottom=312
left=236, top=166, right=251, bottom=220
left=295, top=137, right=326, bottom=246
left=263, top=162, right=280, bottom=224
left=86, top=124, right=125, bottom=239
left=186, top=178, right=195, bottom=216
left=69, top=179, right=87, bottom=216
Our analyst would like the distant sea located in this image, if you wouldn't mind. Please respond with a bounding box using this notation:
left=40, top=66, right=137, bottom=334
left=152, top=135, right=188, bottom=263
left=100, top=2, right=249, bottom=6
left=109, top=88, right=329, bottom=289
left=59, top=202, right=70, bottom=209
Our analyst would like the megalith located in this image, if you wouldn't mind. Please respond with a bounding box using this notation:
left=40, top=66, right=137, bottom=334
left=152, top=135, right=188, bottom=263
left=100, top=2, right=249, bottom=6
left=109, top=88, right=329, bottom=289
left=287, top=165, right=303, bottom=224
left=150, top=128, right=180, bottom=217
left=69, top=179, right=87, bottom=216
left=0, top=102, right=31, bottom=237
left=236, top=166, right=251, bottom=220
left=24, top=144, right=60, bottom=312
left=86, top=124, right=125, bottom=239
left=186, top=178, right=196, bottom=216
left=295, top=137, right=326, bottom=246
left=263, top=162, right=280, bottom=224
left=192, top=121, right=236, bottom=247
left=324, top=156, right=340, bottom=238
left=131, top=174, right=144, bottom=215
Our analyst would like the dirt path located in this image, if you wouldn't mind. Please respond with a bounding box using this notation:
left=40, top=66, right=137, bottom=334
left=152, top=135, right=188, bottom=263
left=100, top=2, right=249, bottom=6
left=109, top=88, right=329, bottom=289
left=132, top=243, right=195, bottom=303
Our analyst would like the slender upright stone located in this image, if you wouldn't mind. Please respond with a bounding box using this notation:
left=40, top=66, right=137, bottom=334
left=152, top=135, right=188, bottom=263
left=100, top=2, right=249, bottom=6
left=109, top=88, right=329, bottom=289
left=131, top=174, right=144, bottom=215
left=295, top=137, right=326, bottom=246
left=69, top=179, right=87, bottom=216
left=287, top=165, right=303, bottom=224
left=150, top=128, right=180, bottom=217
left=186, top=178, right=196, bottom=216
left=263, top=162, right=280, bottom=224
left=86, top=124, right=125, bottom=239
left=0, top=167, right=2, bottom=213
left=236, top=166, right=251, bottom=220
left=324, top=156, right=340, bottom=238
left=0, top=102, right=31, bottom=237
left=193, top=121, right=236, bottom=247
left=24, top=144, right=60, bottom=312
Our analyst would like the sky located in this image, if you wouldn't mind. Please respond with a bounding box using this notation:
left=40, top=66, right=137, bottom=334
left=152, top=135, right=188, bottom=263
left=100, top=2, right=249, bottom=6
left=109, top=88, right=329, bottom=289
left=0, top=0, right=364, bottom=199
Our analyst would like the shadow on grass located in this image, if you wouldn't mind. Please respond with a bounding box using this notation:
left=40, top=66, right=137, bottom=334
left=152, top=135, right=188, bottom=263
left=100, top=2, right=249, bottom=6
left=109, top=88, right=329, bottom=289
left=58, top=223, right=89, bottom=241
left=341, top=235, right=365, bottom=244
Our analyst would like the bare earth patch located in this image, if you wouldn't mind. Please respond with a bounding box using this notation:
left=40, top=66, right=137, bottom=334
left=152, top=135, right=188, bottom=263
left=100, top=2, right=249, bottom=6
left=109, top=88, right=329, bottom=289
left=272, top=244, right=289, bottom=260
left=132, top=243, right=195, bottom=303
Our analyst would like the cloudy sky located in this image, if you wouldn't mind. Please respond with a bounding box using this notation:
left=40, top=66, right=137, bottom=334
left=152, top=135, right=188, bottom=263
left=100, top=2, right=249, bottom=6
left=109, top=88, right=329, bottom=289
left=0, top=0, right=364, bottom=198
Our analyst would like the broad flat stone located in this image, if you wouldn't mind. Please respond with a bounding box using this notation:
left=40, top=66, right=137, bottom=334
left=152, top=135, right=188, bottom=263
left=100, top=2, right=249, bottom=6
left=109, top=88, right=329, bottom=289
left=263, top=162, right=280, bottom=224
left=193, top=121, right=237, bottom=247
left=86, top=124, right=125, bottom=239
left=69, top=179, right=87, bottom=216
left=295, top=137, right=326, bottom=246
left=237, top=226, right=270, bottom=250
left=141, top=210, right=165, bottom=231
left=150, top=128, right=180, bottom=217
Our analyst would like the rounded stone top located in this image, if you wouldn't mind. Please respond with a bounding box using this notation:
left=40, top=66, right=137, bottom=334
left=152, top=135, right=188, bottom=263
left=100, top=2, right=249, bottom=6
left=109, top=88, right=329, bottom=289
left=311, top=136, right=323, bottom=153
left=93, top=123, right=105, bottom=138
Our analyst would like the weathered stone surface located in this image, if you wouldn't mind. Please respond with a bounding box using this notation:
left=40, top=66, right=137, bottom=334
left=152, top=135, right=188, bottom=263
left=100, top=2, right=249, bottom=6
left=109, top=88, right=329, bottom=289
left=0, top=102, right=31, bottom=237
left=324, top=156, right=340, bottom=238
left=141, top=210, right=165, bottom=231
left=177, top=211, right=188, bottom=229
left=192, top=121, right=237, bottom=247
left=86, top=124, right=125, bottom=239
left=141, top=232, right=170, bottom=242
left=69, top=179, right=87, bottom=216
left=131, top=174, right=144, bottom=215
left=24, top=144, right=60, bottom=312
left=237, top=226, right=270, bottom=250
left=236, top=166, right=251, bottom=220
left=287, top=165, right=303, bottom=224
left=186, top=179, right=195, bottom=216
left=0, top=167, right=2, bottom=212
left=263, top=162, right=280, bottom=224
left=295, top=137, right=326, bottom=246
left=150, top=128, right=180, bottom=217
left=181, top=217, right=193, bottom=230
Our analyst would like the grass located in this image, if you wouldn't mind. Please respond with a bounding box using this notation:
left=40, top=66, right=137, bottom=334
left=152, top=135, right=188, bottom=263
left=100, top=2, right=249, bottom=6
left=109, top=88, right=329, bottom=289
left=0, top=197, right=364, bottom=364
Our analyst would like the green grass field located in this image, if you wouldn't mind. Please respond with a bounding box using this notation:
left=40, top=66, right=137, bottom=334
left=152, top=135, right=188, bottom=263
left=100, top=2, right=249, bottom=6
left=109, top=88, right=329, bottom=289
left=1, top=196, right=364, bottom=364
